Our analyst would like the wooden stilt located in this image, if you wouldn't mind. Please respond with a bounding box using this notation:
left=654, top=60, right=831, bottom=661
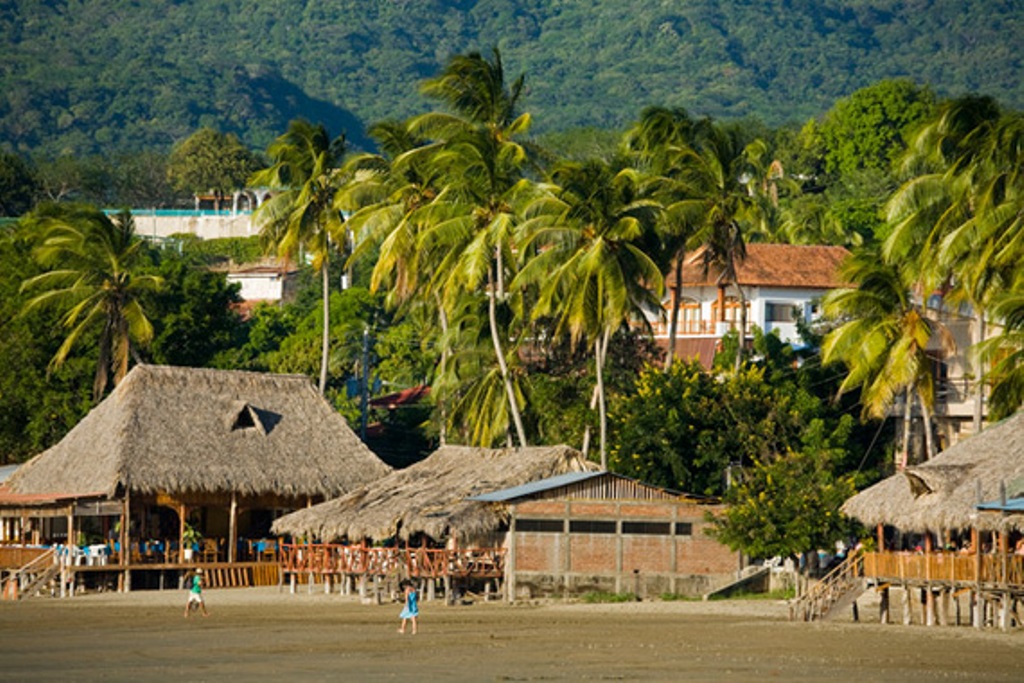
left=902, top=584, right=913, bottom=625
left=879, top=586, right=890, bottom=624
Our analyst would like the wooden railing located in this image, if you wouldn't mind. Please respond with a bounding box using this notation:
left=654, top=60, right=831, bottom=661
left=792, top=549, right=864, bottom=621
left=863, top=551, right=1024, bottom=588
left=0, top=545, right=51, bottom=570
left=280, top=544, right=506, bottom=579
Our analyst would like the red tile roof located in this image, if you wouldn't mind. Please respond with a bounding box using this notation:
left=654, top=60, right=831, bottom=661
left=669, top=244, right=851, bottom=289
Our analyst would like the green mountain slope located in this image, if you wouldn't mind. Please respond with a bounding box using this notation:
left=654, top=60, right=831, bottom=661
left=1, top=0, right=1021, bottom=157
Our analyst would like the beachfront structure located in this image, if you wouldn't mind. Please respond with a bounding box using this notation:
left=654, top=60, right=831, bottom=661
left=650, top=244, right=850, bottom=368
left=271, top=451, right=741, bottom=601
left=797, top=410, right=1024, bottom=628
left=0, top=365, right=391, bottom=595
left=470, top=471, right=741, bottom=599
left=273, top=445, right=596, bottom=545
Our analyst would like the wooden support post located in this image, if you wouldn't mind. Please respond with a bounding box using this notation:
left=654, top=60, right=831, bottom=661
left=879, top=586, right=890, bottom=624
left=289, top=572, right=296, bottom=594
left=228, top=493, right=238, bottom=563
left=443, top=574, right=452, bottom=606
left=1001, top=592, right=1010, bottom=631
left=427, top=577, right=435, bottom=602
left=902, top=584, right=913, bottom=625
left=358, top=575, right=366, bottom=600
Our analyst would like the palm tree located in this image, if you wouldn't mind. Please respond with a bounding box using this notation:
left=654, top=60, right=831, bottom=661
left=821, top=248, right=950, bottom=464
left=411, top=48, right=533, bottom=446
left=21, top=206, right=162, bottom=401
left=885, top=97, right=1014, bottom=432
left=515, top=159, right=664, bottom=467
left=341, top=119, right=454, bottom=443
left=623, top=106, right=702, bottom=371
left=250, top=119, right=347, bottom=394
left=669, top=123, right=772, bottom=372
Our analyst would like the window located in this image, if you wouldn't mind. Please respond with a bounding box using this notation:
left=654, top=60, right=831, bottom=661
left=516, top=518, right=564, bottom=533
left=569, top=520, right=617, bottom=534
left=674, top=522, right=693, bottom=536
left=621, top=521, right=672, bottom=536
left=765, top=302, right=797, bottom=323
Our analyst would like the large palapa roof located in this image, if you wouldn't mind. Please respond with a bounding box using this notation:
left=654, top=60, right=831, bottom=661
left=5, top=365, right=391, bottom=500
left=842, top=411, right=1024, bottom=532
left=272, top=444, right=597, bottom=542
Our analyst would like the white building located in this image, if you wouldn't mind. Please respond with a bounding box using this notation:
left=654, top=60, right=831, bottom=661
left=651, top=244, right=851, bottom=368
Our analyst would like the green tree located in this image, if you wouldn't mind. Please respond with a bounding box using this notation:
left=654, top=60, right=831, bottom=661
left=251, top=119, right=347, bottom=394
left=710, top=448, right=857, bottom=562
left=20, top=205, right=162, bottom=401
left=412, top=48, right=533, bottom=446
left=167, top=128, right=262, bottom=204
left=622, top=106, right=702, bottom=371
left=818, top=79, right=935, bottom=179
left=821, top=248, right=949, bottom=464
left=515, top=159, right=663, bottom=466
left=673, top=122, right=771, bottom=372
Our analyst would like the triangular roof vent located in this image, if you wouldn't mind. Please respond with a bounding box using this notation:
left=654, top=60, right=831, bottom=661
left=230, top=402, right=267, bottom=435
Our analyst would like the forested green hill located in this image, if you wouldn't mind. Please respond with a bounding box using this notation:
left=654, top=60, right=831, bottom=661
left=2, top=0, right=1021, bottom=158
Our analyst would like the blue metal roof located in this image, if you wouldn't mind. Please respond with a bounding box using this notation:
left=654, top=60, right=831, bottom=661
left=469, top=470, right=608, bottom=502
left=977, top=497, right=1024, bottom=513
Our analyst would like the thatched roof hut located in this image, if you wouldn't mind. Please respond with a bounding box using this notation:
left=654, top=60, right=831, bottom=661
left=5, top=364, right=391, bottom=500
left=842, top=410, right=1024, bottom=533
left=271, top=444, right=597, bottom=542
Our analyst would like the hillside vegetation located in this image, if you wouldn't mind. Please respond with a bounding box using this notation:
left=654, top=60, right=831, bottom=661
left=2, top=1, right=1022, bottom=157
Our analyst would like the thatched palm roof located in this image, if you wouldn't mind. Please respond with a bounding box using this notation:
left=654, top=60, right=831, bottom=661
left=6, top=365, right=390, bottom=500
left=271, top=444, right=597, bottom=542
left=842, top=410, right=1024, bottom=532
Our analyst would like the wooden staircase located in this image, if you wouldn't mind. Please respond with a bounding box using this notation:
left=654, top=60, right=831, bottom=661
left=3, top=547, right=58, bottom=600
left=791, top=549, right=865, bottom=621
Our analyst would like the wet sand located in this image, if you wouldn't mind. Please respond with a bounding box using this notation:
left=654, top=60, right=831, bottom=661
left=2, top=588, right=1022, bottom=682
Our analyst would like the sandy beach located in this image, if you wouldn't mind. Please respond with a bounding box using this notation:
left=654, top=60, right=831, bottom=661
left=2, top=587, right=1022, bottom=682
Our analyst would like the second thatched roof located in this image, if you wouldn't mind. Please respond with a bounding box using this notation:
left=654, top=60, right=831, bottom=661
left=6, top=365, right=391, bottom=500
left=842, top=410, right=1024, bottom=533
left=271, top=444, right=597, bottom=542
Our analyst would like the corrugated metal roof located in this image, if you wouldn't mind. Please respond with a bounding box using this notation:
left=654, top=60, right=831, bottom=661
left=977, top=497, right=1024, bottom=513
left=470, top=470, right=608, bottom=502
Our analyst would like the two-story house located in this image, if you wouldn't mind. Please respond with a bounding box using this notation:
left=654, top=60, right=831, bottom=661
left=650, top=243, right=851, bottom=369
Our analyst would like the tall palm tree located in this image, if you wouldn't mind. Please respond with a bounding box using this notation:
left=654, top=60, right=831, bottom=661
left=671, top=124, right=771, bottom=372
left=251, top=119, right=347, bottom=394
left=515, top=159, right=664, bottom=467
left=412, top=48, right=533, bottom=446
left=21, top=206, right=162, bottom=401
left=821, top=248, right=950, bottom=464
left=885, top=97, right=1014, bottom=432
left=623, top=106, right=703, bottom=371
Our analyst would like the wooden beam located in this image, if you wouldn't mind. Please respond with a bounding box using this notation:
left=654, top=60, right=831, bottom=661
left=228, top=493, right=238, bottom=563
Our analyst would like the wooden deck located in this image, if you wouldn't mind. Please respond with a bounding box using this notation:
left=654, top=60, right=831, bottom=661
left=280, top=543, right=506, bottom=581
left=863, top=551, right=1024, bottom=589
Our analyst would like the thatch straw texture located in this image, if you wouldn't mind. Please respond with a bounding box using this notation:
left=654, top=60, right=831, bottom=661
left=7, top=365, right=390, bottom=499
left=272, top=444, right=597, bottom=542
left=842, top=411, right=1024, bottom=532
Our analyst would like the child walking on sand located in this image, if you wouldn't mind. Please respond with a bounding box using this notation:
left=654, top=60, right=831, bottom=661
left=184, top=568, right=209, bottom=618
left=398, top=580, right=418, bottom=634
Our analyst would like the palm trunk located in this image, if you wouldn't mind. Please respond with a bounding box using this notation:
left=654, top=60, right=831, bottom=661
left=900, top=386, right=913, bottom=468
left=435, top=293, right=449, bottom=447
left=318, top=257, right=330, bottom=395
left=488, top=266, right=527, bottom=447
left=919, top=391, right=935, bottom=460
left=664, top=254, right=683, bottom=371
left=581, top=332, right=610, bottom=460
left=973, top=313, right=985, bottom=433
left=595, top=329, right=611, bottom=470
left=733, top=277, right=747, bottom=373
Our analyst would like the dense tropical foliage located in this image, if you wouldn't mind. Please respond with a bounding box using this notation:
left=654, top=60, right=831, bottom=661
left=2, top=1, right=1023, bottom=159
left=1, top=40, right=1023, bottom=564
